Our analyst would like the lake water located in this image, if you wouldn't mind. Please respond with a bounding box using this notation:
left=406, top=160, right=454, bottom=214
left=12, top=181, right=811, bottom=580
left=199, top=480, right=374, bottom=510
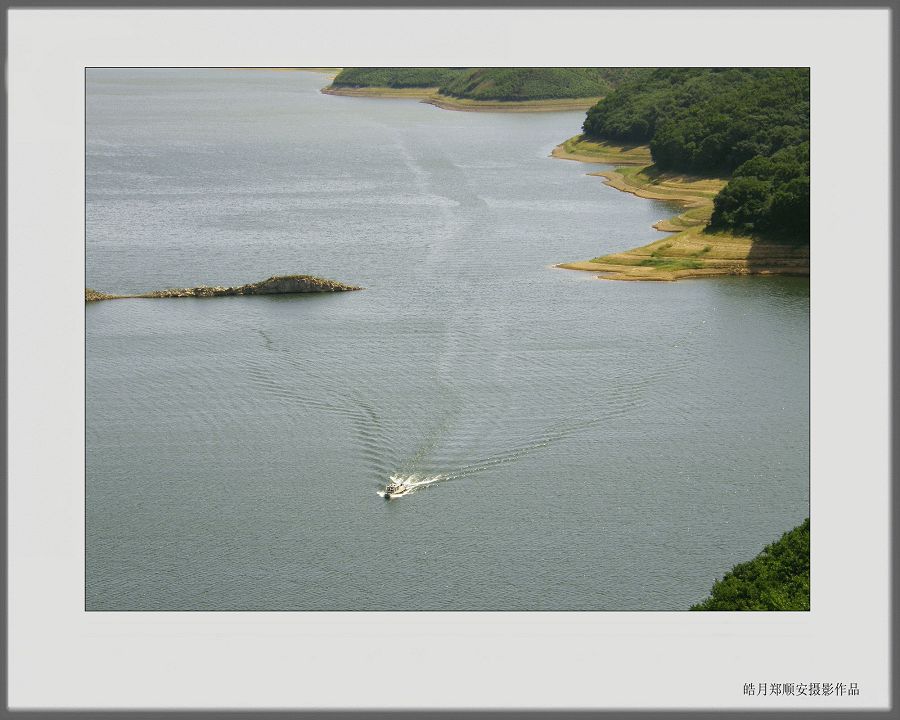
left=86, top=69, right=809, bottom=611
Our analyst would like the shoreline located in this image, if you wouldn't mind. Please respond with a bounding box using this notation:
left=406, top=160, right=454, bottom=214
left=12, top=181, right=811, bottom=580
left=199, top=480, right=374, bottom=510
left=296, top=68, right=342, bottom=76
left=225, top=68, right=340, bottom=76
left=425, top=95, right=601, bottom=113
left=552, top=136, right=810, bottom=281
left=321, top=85, right=438, bottom=100
left=556, top=228, right=810, bottom=282
left=321, top=85, right=600, bottom=113
left=551, top=134, right=652, bottom=165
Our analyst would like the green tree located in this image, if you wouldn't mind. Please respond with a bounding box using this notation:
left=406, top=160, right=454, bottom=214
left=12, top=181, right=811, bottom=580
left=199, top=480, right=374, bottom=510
left=710, top=176, right=773, bottom=234
left=581, top=68, right=809, bottom=241
left=691, top=519, right=810, bottom=611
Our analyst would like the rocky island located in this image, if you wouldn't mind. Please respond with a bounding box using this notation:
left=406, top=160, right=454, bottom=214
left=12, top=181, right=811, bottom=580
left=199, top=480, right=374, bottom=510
left=85, top=274, right=362, bottom=302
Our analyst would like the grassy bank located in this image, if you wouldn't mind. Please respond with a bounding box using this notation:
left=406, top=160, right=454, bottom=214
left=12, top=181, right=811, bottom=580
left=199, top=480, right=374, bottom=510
left=321, top=85, right=438, bottom=100
left=551, top=134, right=652, bottom=165
left=553, top=137, right=810, bottom=281
left=425, top=95, right=600, bottom=113
left=557, top=226, right=809, bottom=281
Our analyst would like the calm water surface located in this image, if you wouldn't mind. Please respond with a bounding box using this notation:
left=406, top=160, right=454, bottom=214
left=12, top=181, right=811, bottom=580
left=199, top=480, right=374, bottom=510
left=86, top=69, right=809, bottom=610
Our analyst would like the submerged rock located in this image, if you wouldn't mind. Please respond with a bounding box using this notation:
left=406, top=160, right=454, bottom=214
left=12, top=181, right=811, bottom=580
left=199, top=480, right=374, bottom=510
left=85, top=274, right=362, bottom=302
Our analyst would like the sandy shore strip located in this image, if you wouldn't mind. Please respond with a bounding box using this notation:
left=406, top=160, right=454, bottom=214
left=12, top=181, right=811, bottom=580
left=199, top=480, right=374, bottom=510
left=321, top=85, right=438, bottom=100
left=551, top=134, right=652, bottom=165
left=322, top=85, right=600, bottom=112
left=590, top=165, right=725, bottom=232
left=552, top=138, right=809, bottom=281
left=424, top=95, right=600, bottom=113
left=297, top=68, right=342, bottom=75
left=557, top=227, right=809, bottom=281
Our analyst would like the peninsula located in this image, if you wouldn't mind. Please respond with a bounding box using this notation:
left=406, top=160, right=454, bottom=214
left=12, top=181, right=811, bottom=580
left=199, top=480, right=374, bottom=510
left=85, top=274, right=362, bottom=302
left=554, top=69, right=810, bottom=281
left=554, top=137, right=809, bottom=281
left=322, top=67, right=639, bottom=112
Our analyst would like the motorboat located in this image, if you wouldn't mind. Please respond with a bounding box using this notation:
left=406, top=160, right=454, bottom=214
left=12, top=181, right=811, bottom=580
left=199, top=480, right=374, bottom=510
left=382, top=477, right=412, bottom=499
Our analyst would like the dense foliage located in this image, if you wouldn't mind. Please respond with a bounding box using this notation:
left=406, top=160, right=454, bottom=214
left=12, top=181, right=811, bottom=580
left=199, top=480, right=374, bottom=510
left=439, top=68, right=638, bottom=101
left=331, top=68, right=467, bottom=89
left=582, top=69, right=809, bottom=172
left=581, top=68, right=809, bottom=241
left=331, top=67, right=641, bottom=101
left=691, top=518, right=810, bottom=611
left=710, top=142, right=809, bottom=239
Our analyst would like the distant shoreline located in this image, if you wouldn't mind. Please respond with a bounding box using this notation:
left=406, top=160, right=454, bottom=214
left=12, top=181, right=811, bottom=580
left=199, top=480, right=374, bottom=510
left=225, top=68, right=341, bottom=76
left=321, top=85, right=600, bottom=113
left=552, top=136, right=810, bottom=281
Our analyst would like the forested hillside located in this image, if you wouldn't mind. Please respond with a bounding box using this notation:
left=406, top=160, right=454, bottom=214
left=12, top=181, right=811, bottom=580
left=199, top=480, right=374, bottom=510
left=439, top=68, right=638, bottom=101
left=330, top=67, right=467, bottom=89
left=330, top=67, right=641, bottom=101
left=331, top=68, right=810, bottom=243
left=691, top=519, right=810, bottom=611
left=581, top=68, right=810, bottom=241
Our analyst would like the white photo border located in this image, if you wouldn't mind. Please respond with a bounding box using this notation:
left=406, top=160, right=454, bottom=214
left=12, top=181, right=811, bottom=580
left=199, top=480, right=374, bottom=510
left=6, top=5, right=892, bottom=712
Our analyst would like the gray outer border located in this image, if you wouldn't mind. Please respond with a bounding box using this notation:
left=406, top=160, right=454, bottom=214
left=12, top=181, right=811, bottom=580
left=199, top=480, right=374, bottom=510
left=3, top=0, right=894, bottom=717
